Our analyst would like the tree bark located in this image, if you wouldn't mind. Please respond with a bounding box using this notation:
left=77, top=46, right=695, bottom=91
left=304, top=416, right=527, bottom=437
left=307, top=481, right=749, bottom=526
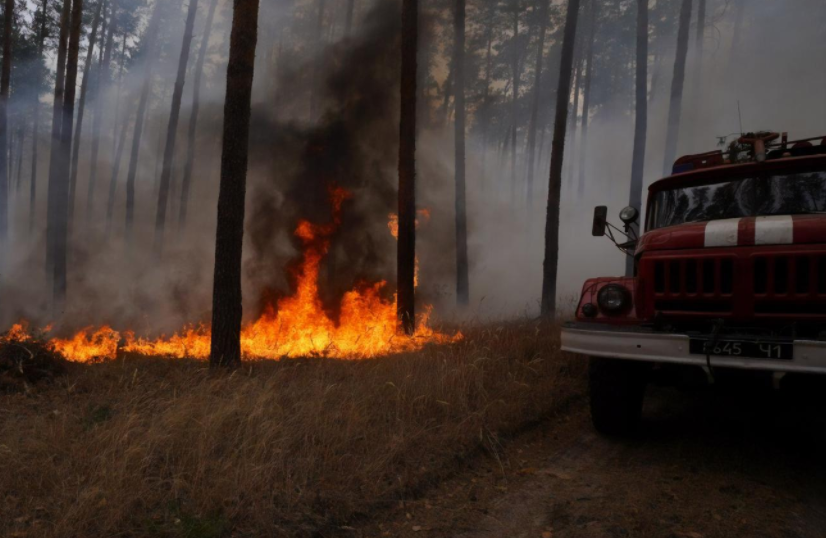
left=124, top=0, right=163, bottom=248
left=154, top=0, right=199, bottom=256
left=397, top=0, right=417, bottom=335
left=576, top=0, right=596, bottom=198
left=45, top=0, right=72, bottom=276
left=661, top=0, right=692, bottom=176
left=105, top=107, right=130, bottom=234
left=626, top=0, right=648, bottom=277
left=86, top=0, right=118, bottom=222
left=0, top=0, right=12, bottom=256
left=344, top=0, right=355, bottom=36
left=479, top=7, right=493, bottom=191
left=309, top=0, right=326, bottom=120
left=453, top=0, right=468, bottom=306
left=540, top=0, right=580, bottom=318
left=525, top=0, right=549, bottom=206
left=68, top=0, right=104, bottom=226
left=689, top=0, right=704, bottom=137
left=29, top=0, right=50, bottom=233
left=53, top=0, right=85, bottom=309
left=209, top=0, right=260, bottom=368
left=179, top=0, right=218, bottom=231
left=509, top=3, right=519, bottom=200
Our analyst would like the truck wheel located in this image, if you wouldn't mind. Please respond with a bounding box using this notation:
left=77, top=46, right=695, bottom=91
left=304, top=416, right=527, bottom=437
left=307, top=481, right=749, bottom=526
left=589, top=357, right=648, bottom=436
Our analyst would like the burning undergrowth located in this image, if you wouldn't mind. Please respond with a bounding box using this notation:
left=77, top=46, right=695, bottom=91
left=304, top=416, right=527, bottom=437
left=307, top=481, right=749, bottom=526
left=1, top=2, right=461, bottom=362
left=0, top=325, right=70, bottom=392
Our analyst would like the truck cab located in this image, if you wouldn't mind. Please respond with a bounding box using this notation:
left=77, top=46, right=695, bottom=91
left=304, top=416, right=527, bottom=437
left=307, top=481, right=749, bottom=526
left=561, top=132, right=826, bottom=435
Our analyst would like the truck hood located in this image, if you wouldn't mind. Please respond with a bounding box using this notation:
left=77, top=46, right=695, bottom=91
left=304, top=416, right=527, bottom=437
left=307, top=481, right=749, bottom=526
left=637, top=214, right=826, bottom=254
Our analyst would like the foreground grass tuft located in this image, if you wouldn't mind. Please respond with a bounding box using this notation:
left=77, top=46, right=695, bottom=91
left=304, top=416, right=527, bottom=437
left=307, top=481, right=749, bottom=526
left=0, top=321, right=584, bottom=537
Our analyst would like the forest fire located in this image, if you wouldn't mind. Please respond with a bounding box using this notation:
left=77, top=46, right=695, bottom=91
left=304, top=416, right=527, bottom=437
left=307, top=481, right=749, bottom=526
left=2, top=189, right=460, bottom=363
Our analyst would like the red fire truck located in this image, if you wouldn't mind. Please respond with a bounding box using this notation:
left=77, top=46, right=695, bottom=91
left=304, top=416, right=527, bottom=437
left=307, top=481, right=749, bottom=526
left=561, top=132, right=826, bottom=435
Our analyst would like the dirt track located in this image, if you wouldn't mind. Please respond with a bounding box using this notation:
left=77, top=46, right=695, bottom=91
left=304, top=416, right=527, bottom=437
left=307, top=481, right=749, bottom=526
left=353, top=382, right=826, bottom=538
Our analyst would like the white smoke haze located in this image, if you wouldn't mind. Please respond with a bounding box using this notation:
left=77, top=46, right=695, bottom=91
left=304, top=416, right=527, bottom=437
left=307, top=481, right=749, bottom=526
left=1, top=0, right=826, bottom=335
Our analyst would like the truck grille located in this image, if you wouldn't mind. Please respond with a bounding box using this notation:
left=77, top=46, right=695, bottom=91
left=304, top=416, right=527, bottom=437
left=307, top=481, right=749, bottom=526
left=644, top=250, right=826, bottom=319
left=752, top=255, right=826, bottom=314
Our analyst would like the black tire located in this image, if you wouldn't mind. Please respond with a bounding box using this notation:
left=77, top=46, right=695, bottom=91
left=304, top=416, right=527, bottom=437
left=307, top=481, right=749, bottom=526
left=589, top=357, right=649, bottom=436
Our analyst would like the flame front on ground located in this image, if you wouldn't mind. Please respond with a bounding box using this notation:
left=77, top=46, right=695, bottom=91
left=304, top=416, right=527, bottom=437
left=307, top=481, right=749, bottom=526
left=4, top=190, right=461, bottom=362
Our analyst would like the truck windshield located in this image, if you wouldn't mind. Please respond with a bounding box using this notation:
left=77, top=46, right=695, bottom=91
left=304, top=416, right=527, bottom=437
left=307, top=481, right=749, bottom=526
left=648, top=171, right=826, bottom=229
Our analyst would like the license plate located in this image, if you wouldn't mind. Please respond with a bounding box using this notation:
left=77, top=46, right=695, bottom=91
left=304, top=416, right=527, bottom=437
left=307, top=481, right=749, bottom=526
left=689, top=339, right=794, bottom=360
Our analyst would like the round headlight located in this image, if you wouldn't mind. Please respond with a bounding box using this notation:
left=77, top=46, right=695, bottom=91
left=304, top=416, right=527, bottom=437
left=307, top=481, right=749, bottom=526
left=619, top=206, right=639, bottom=225
left=597, top=284, right=631, bottom=314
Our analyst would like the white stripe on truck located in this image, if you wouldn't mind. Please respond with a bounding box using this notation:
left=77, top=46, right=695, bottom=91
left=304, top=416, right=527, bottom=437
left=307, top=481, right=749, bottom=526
left=754, top=215, right=794, bottom=245
left=704, top=218, right=740, bottom=247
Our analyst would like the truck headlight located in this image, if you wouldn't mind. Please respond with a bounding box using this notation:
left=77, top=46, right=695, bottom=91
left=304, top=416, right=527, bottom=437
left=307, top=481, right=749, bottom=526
left=597, top=284, right=631, bottom=314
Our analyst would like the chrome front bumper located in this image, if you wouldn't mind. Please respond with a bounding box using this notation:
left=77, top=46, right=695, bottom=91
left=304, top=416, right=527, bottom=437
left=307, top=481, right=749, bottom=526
left=561, top=324, right=826, bottom=374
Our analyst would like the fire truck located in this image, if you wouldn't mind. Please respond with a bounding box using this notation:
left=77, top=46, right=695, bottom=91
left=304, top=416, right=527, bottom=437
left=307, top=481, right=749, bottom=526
left=561, top=132, right=826, bottom=435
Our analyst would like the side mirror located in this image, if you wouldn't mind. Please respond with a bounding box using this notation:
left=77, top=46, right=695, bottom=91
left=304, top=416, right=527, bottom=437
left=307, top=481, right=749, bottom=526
left=619, top=206, right=640, bottom=226
left=592, top=206, right=608, bottom=237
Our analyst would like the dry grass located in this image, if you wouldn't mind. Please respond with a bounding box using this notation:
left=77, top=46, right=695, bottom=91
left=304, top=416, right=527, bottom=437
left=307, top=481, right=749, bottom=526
left=0, top=321, right=585, bottom=538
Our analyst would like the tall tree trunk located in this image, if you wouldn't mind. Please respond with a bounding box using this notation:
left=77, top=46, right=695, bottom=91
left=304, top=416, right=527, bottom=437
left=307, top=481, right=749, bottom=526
left=30, top=0, right=49, bottom=234
left=479, top=9, right=493, bottom=191
left=576, top=0, right=596, bottom=198
left=509, top=4, right=519, bottom=201
left=309, top=0, right=326, bottom=120
left=106, top=108, right=130, bottom=234
left=53, top=0, right=84, bottom=309
left=87, top=0, right=118, bottom=222
left=397, top=0, right=418, bottom=335
left=14, top=122, right=24, bottom=192
left=565, top=54, right=582, bottom=186
left=525, top=0, right=549, bottom=206
left=344, top=0, right=355, bottom=36
left=661, top=0, right=692, bottom=176
left=124, top=0, right=163, bottom=248
left=453, top=0, right=468, bottom=306
left=0, top=0, right=12, bottom=256
left=626, top=0, right=648, bottom=277
left=154, top=0, right=199, bottom=255
left=68, top=0, right=104, bottom=226
left=210, top=0, right=261, bottom=368
left=179, top=0, right=219, bottom=230
left=46, top=0, right=72, bottom=276
left=540, top=0, right=580, bottom=318
left=689, top=0, right=705, bottom=138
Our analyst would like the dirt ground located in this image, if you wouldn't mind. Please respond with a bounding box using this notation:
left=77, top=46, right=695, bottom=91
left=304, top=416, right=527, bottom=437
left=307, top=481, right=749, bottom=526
left=351, top=381, right=826, bottom=538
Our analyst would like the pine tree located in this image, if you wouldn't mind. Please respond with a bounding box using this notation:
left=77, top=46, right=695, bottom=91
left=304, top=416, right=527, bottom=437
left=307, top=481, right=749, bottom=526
left=210, top=0, right=261, bottom=368
left=541, top=0, right=580, bottom=318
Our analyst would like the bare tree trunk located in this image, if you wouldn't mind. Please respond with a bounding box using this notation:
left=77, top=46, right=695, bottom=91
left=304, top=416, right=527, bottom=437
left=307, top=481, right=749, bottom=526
left=479, top=9, right=493, bottom=191
left=541, top=0, right=580, bottom=318
left=68, top=0, right=104, bottom=226
left=453, top=0, right=468, bottom=306
left=87, top=0, right=118, bottom=222
left=576, top=0, right=596, bottom=199
left=661, top=0, right=692, bottom=176
left=53, top=0, right=84, bottom=309
left=46, top=0, right=72, bottom=276
left=509, top=3, right=519, bottom=201
left=397, top=0, right=418, bottom=335
left=154, top=0, right=199, bottom=255
left=565, top=54, right=582, bottom=186
left=525, top=0, right=549, bottom=206
left=626, top=0, right=648, bottom=277
left=14, top=122, right=24, bottom=192
left=29, top=0, right=49, bottom=234
left=210, top=0, right=261, bottom=368
left=344, top=0, right=355, bottom=36
left=106, top=108, right=130, bottom=234
left=0, top=0, right=12, bottom=256
left=179, top=0, right=219, bottom=231
left=309, top=0, right=326, bottom=120
left=124, top=0, right=163, bottom=248
left=689, top=0, right=705, bottom=139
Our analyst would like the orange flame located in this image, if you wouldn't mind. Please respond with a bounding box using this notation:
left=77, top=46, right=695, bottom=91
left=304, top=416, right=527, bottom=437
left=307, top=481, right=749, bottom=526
left=3, top=192, right=460, bottom=363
